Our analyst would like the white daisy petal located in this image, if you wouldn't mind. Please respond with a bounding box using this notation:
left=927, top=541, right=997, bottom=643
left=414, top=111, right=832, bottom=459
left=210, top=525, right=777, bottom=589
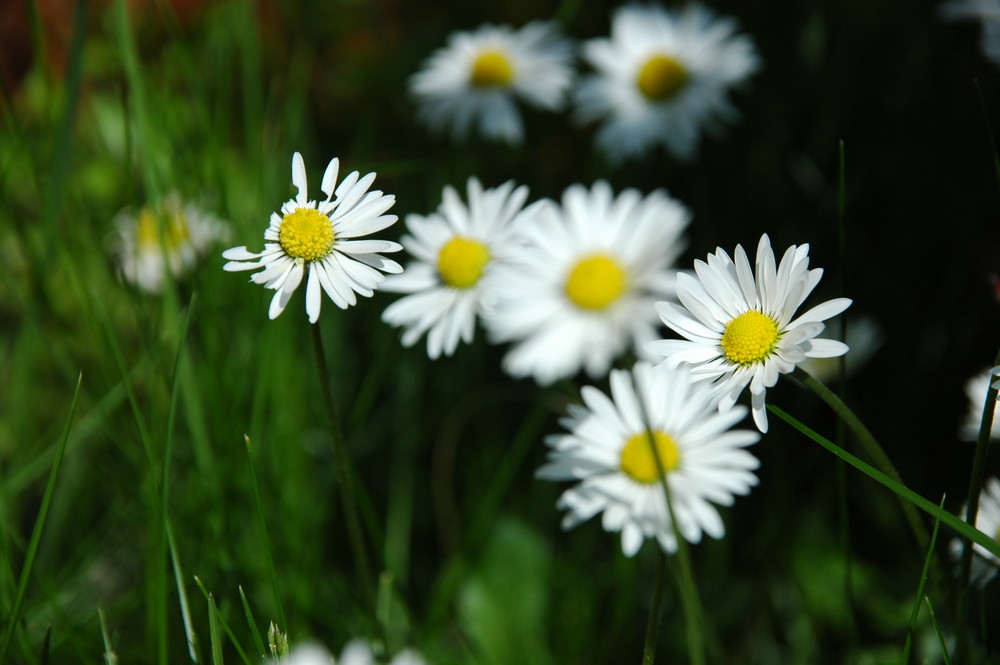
left=649, top=233, right=850, bottom=432
left=221, top=153, right=399, bottom=321
left=539, top=361, right=760, bottom=556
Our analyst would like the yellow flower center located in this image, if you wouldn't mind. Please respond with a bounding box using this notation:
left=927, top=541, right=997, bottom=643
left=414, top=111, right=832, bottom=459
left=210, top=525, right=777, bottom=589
left=136, top=206, right=190, bottom=251
left=279, top=207, right=334, bottom=261
left=564, top=254, right=628, bottom=311
left=721, top=310, right=780, bottom=365
left=636, top=53, right=689, bottom=102
left=620, top=430, right=682, bottom=484
left=437, top=236, right=490, bottom=289
left=470, top=49, right=514, bottom=87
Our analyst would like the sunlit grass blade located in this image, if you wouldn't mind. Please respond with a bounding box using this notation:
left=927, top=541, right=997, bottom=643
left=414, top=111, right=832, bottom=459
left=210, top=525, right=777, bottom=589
left=900, top=495, right=944, bottom=665
left=0, top=372, right=82, bottom=664
left=238, top=586, right=266, bottom=662
left=769, top=405, right=1000, bottom=557
left=242, top=434, right=287, bottom=631
left=99, top=608, right=118, bottom=665
left=194, top=578, right=255, bottom=665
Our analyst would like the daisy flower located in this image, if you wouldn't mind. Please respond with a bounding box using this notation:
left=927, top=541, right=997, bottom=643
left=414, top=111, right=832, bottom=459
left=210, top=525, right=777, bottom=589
left=574, top=3, right=760, bottom=162
left=959, top=369, right=1000, bottom=441
left=222, top=152, right=402, bottom=323
left=274, top=641, right=426, bottom=665
left=483, top=181, right=690, bottom=385
left=381, top=178, right=531, bottom=358
left=111, top=193, right=228, bottom=293
left=649, top=234, right=851, bottom=433
left=537, top=361, right=760, bottom=556
left=410, top=22, right=573, bottom=144
left=950, top=477, right=1000, bottom=586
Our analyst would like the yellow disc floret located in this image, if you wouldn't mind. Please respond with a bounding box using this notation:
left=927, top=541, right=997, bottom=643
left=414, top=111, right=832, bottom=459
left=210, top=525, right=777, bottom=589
left=437, top=236, right=490, bottom=289
left=564, top=254, right=628, bottom=311
left=636, top=53, right=689, bottom=102
left=279, top=208, right=335, bottom=261
left=136, top=206, right=190, bottom=251
left=470, top=49, right=515, bottom=87
left=620, top=430, right=682, bottom=484
left=720, top=310, right=780, bottom=365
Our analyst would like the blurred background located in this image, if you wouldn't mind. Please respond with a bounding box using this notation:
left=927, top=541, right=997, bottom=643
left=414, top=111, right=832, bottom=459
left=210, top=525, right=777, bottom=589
left=2, top=0, right=1000, bottom=663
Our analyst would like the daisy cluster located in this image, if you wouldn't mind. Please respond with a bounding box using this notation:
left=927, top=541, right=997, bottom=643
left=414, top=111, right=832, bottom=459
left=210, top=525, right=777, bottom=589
left=409, top=4, right=760, bottom=162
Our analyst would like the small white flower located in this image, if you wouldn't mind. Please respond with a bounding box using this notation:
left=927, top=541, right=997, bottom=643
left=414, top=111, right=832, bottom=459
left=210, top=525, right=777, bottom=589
left=223, top=152, right=402, bottom=323
left=484, top=181, right=690, bottom=385
left=272, top=641, right=426, bottom=665
left=959, top=369, right=1000, bottom=441
left=941, top=0, right=1000, bottom=66
left=574, top=3, right=759, bottom=162
left=381, top=178, right=531, bottom=358
left=649, top=234, right=851, bottom=433
left=111, top=193, right=228, bottom=293
left=538, top=361, right=760, bottom=556
left=951, top=477, right=1000, bottom=586
left=410, top=22, right=573, bottom=143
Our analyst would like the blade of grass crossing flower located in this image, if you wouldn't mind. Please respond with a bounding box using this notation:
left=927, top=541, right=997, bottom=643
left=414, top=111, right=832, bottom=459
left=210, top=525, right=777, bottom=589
left=0, top=373, right=82, bottom=664
left=238, top=586, right=267, bottom=662
left=900, top=495, right=944, bottom=665
left=99, top=608, right=119, bottom=665
left=243, top=435, right=287, bottom=630
left=193, top=577, right=256, bottom=665
left=769, top=404, right=1000, bottom=557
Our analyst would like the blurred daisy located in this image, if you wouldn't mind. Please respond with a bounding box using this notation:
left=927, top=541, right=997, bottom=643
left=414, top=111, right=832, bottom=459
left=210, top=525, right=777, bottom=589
left=112, top=193, right=228, bottom=293
left=574, top=3, right=759, bottom=162
left=484, top=181, right=690, bottom=385
left=537, top=361, right=760, bottom=556
left=410, top=22, right=573, bottom=143
left=381, top=178, right=531, bottom=358
left=941, top=0, right=1000, bottom=66
left=223, top=152, right=402, bottom=323
left=951, top=477, right=1000, bottom=586
left=274, top=641, right=425, bottom=665
left=649, top=234, right=851, bottom=433
left=959, top=369, right=1000, bottom=441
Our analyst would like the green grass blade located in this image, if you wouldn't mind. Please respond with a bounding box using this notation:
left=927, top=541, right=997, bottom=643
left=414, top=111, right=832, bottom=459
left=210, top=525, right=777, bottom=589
left=98, top=608, right=119, bottom=665
left=193, top=578, right=255, bottom=665
left=243, top=435, right=287, bottom=630
left=0, top=373, right=82, bottom=664
left=924, top=595, right=953, bottom=665
left=206, top=592, right=223, bottom=665
left=238, top=586, right=266, bottom=662
left=769, top=405, right=1000, bottom=557
left=901, top=495, right=944, bottom=665
left=167, top=524, right=201, bottom=663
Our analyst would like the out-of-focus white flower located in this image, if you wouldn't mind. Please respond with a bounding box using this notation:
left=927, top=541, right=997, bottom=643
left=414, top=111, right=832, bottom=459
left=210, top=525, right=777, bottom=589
left=959, top=369, right=1000, bottom=441
left=410, top=22, right=574, bottom=143
left=941, top=0, right=1000, bottom=66
left=112, top=193, right=228, bottom=293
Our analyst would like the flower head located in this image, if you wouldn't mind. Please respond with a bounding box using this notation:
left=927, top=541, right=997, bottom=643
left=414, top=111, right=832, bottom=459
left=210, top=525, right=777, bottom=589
left=410, top=22, right=573, bottom=143
left=649, top=234, right=851, bottom=432
left=223, top=153, right=402, bottom=323
left=272, top=641, right=426, bottom=665
left=381, top=178, right=531, bottom=358
left=950, top=477, right=1000, bottom=586
left=574, top=4, right=759, bottom=162
left=538, top=361, right=760, bottom=556
left=483, top=181, right=690, bottom=385
left=112, top=193, right=228, bottom=293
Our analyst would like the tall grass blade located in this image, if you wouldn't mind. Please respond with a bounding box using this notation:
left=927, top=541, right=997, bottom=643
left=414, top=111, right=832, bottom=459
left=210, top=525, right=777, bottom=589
left=925, top=595, right=953, bottom=665
left=769, top=405, right=1000, bottom=557
left=900, top=495, right=944, bottom=665
left=238, top=586, right=266, bottom=661
left=206, top=591, right=224, bottom=665
left=194, top=578, right=255, bottom=665
left=98, top=608, right=119, bottom=665
left=0, top=373, right=82, bottom=664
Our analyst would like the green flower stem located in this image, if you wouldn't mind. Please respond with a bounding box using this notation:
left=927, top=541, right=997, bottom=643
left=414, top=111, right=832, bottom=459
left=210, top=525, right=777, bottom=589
left=793, top=367, right=929, bottom=549
left=641, top=550, right=669, bottom=665
left=310, top=320, right=377, bottom=607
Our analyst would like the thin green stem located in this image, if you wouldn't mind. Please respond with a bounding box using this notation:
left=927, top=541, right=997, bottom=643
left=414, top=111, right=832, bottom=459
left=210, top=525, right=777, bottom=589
left=793, top=367, right=929, bottom=549
left=309, top=320, right=377, bottom=606
left=641, top=551, right=669, bottom=665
